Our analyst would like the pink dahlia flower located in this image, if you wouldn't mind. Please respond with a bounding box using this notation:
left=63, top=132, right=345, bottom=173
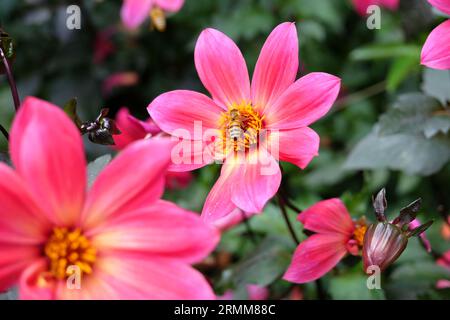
left=283, top=199, right=367, bottom=283
left=113, top=107, right=193, bottom=190
left=351, top=0, right=400, bottom=16
left=148, top=22, right=341, bottom=224
left=0, top=97, right=218, bottom=299
left=121, top=0, right=184, bottom=30
left=421, top=0, right=450, bottom=69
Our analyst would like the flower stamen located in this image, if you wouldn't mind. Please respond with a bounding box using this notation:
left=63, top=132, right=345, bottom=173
left=44, top=227, right=96, bottom=280
left=218, top=102, right=263, bottom=153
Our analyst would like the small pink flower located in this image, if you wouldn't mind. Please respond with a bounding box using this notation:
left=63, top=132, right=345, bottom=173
left=421, top=0, right=450, bottom=69
left=102, top=72, right=139, bottom=95
left=113, top=107, right=193, bottom=190
left=0, top=97, right=218, bottom=299
left=351, top=0, right=400, bottom=16
left=283, top=199, right=367, bottom=284
left=113, top=107, right=161, bottom=149
left=121, top=0, right=184, bottom=30
left=149, top=23, right=341, bottom=224
left=441, top=217, right=450, bottom=240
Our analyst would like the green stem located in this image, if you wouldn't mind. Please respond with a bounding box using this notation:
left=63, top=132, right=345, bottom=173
left=277, top=193, right=300, bottom=245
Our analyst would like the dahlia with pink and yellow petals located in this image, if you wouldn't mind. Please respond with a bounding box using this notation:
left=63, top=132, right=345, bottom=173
left=149, top=22, right=341, bottom=224
left=0, top=97, right=218, bottom=299
left=421, top=0, right=450, bottom=70
left=283, top=199, right=367, bottom=284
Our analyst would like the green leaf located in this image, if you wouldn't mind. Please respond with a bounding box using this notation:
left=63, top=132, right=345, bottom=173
left=350, top=43, right=421, bottom=61
left=422, top=68, right=450, bottom=105
left=63, top=98, right=82, bottom=128
left=378, top=93, right=450, bottom=137
left=387, top=56, right=420, bottom=92
left=87, top=154, right=112, bottom=187
left=345, top=127, right=450, bottom=175
left=228, top=236, right=294, bottom=287
left=386, top=261, right=450, bottom=299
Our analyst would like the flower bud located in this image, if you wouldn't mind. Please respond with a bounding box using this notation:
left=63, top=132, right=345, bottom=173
left=363, top=222, right=408, bottom=272
left=363, top=189, right=433, bottom=273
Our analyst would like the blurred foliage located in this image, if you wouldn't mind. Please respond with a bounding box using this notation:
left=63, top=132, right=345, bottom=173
left=0, top=0, right=449, bottom=300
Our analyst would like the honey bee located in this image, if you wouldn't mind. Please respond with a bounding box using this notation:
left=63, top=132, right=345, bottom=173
left=228, top=108, right=243, bottom=140
left=150, top=7, right=166, bottom=32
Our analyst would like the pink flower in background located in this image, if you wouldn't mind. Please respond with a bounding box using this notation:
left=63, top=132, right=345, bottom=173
left=113, top=107, right=193, bottom=190
left=102, top=72, right=139, bottom=95
left=219, top=284, right=269, bottom=300
left=121, top=0, right=184, bottom=30
left=436, top=250, right=450, bottom=289
left=352, top=0, right=400, bottom=16
left=441, top=217, right=450, bottom=240
left=283, top=199, right=367, bottom=283
left=93, top=28, right=116, bottom=64
left=0, top=97, right=218, bottom=299
left=149, top=22, right=341, bottom=224
left=113, top=107, right=161, bottom=149
left=421, top=0, right=450, bottom=70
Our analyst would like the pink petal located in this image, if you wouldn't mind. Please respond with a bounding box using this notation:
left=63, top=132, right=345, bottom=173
left=10, top=97, right=86, bottom=226
left=149, top=90, right=223, bottom=139
left=121, top=0, right=153, bottom=29
left=0, top=245, right=40, bottom=292
left=113, top=107, right=160, bottom=150
left=247, top=284, right=269, bottom=300
left=265, top=73, right=341, bottom=130
left=167, top=138, right=216, bottom=172
left=409, top=219, right=432, bottom=253
left=195, top=28, right=251, bottom=109
left=214, top=209, right=259, bottom=231
left=269, top=127, right=319, bottom=169
left=437, top=280, right=450, bottom=289
left=0, top=164, right=50, bottom=245
left=201, top=161, right=240, bottom=224
left=230, top=151, right=281, bottom=213
left=252, top=22, right=298, bottom=115
left=283, top=233, right=348, bottom=283
left=421, top=20, right=450, bottom=70
left=437, top=250, right=450, bottom=269
left=298, top=198, right=354, bottom=236
left=155, top=0, right=184, bottom=12
left=428, top=0, right=450, bottom=15
left=19, top=259, right=57, bottom=300
left=380, top=0, right=400, bottom=10
left=81, top=139, right=173, bottom=230
left=88, top=200, right=219, bottom=264
left=92, top=254, right=216, bottom=299
left=352, top=0, right=400, bottom=16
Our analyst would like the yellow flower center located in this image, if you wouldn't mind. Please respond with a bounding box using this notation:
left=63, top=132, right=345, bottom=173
left=44, top=227, right=96, bottom=280
left=353, top=222, right=368, bottom=247
left=218, top=102, right=264, bottom=152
